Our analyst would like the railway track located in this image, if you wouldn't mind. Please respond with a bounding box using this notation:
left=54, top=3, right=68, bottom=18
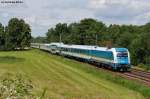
left=120, top=69, right=150, bottom=86
left=121, top=72, right=150, bottom=85
left=131, top=69, right=150, bottom=79
left=84, top=62, right=150, bottom=86
left=91, top=64, right=150, bottom=86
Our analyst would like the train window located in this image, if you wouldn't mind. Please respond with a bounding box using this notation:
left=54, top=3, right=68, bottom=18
left=67, top=48, right=68, bottom=51
left=117, top=52, right=128, bottom=57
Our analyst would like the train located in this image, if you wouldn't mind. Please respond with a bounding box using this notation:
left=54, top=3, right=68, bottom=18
left=31, top=43, right=131, bottom=71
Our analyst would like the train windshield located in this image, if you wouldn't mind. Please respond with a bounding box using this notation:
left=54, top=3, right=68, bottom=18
left=117, top=52, right=128, bottom=57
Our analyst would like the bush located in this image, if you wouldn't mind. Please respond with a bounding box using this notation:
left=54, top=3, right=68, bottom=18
left=0, top=73, right=38, bottom=99
left=138, top=64, right=150, bottom=71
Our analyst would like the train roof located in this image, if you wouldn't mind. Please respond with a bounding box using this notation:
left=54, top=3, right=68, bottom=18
left=115, top=48, right=128, bottom=52
left=50, top=42, right=64, bottom=46
left=49, top=42, right=128, bottom=52
left=60, top=44, right=114, bottom=51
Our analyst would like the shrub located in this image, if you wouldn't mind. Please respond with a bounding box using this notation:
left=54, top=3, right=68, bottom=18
left=0, top=73, right=38, bottom=99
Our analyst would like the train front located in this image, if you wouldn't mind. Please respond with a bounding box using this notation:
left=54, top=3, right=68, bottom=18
left=115, top=48, right=131, bottom=71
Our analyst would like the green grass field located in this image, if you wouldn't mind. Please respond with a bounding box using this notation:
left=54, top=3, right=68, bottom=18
left=0, top=49, right=147, bottom=99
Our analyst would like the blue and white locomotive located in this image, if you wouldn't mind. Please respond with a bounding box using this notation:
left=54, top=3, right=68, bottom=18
left=31, top=43, right=131, bottom=71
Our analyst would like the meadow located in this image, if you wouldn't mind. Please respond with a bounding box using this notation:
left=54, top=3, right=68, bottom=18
left=0, top=49, right=149, bottom=99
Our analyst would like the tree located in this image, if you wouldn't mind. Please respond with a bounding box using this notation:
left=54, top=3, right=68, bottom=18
left=73, top=18, right=106, bottom=45
left=46, top=28, right=56, bottom=42
left=67, top=23, right=81, bottom=44
left=46, top=23, right=69, bottom=43
left=117, top=32, right=134, bottom=48
left=129, top=32, right=150, bottom=65
left=80, top=18, right=106, bottom=45
left=32, top=36, right=47, bottom=43
left=20, top=22, right=31, bottom=49
left=106, top=24, right=121, bottom=46
left=6, top=18, right=31, bottom=50
left=0, top=23, right=5, bottom=50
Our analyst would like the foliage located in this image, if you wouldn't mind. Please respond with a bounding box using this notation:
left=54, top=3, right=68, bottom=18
left=138, top=64, right=150, bottom=71
left=0, top=73, right=37, bottom=99
left=46, top=18, right=106, bottom=45
left=46, top=23, right=69, bottom=43
left=44, top=18, right=150, bottom=66
left=0, top=23, right=5, bottom=50
left=31, top=36, right=47, bottom=43
left=0, top=18, right=31, bottom=51
left=0, top=73, right=47, bottom=99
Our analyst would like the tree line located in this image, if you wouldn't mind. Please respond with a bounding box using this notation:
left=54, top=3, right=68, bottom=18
left=0, top=18, right=31, bottom=50
left=32, top=18, right=150, bottom=66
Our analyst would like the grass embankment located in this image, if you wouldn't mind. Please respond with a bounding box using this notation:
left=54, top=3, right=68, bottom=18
left=135, top=64, right=150, bottom=71
left=0, top=49, right=149, bottom=99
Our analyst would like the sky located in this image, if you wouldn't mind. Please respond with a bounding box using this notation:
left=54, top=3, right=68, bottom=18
left=0, top=0, right=150, bottom=37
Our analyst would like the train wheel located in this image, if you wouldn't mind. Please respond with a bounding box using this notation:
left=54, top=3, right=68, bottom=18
left=98, top=63, right=102, bottom=68
left=116, top=67, right=120, bottom=72
left=124, top=68, right=127, bottom=72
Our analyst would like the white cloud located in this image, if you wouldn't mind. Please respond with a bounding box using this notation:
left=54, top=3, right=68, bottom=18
left=88, top=0, right=150, bottom=25
left=0, top=0, right=150, bottom=36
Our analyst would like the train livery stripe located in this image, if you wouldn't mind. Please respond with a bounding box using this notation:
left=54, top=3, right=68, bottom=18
left=61, top=51, right=114, bottom=63
left=92, top=56, right=114, bottom=63
left=61, top=51, right=90, bottom=59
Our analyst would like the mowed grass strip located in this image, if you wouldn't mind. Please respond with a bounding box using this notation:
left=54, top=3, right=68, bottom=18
left=0, top=49, right=146, bottom=99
